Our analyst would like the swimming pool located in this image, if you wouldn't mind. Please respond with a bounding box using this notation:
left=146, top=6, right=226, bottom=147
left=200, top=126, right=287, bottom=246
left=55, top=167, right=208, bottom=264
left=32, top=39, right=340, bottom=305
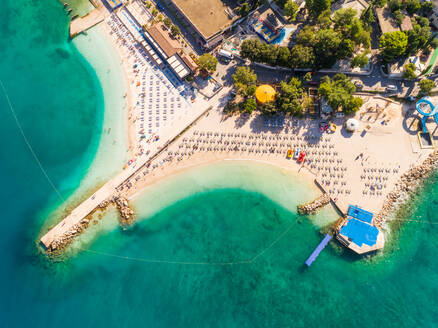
left=271, top=27, right=294, bottom=45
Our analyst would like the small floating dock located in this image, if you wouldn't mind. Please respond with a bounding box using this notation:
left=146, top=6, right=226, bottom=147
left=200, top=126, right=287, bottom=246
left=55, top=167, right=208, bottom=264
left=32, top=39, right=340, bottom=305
left=305, top=234, right=332, bottom=267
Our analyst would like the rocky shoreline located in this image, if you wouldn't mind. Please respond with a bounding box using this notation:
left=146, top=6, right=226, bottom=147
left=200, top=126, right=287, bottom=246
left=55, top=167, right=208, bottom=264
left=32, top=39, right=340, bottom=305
left=374, top=150, right=438, bottom=228
left=44, top=194, right=135, bottom=255
left=44, top=217, right=91, bottom=254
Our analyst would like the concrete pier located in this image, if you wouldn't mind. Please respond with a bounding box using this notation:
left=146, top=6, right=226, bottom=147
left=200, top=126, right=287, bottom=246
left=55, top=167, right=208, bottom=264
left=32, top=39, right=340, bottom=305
left=70, top=9, right=104, bottom=38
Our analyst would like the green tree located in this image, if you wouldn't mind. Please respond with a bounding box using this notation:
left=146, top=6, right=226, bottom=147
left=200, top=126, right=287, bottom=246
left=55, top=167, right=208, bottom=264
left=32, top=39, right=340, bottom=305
left=403, top=63, right=417, bottom=79
left=338, top=39, right=354, bottom=58
left=421, top=1, right=433, bottom=14
left=290, top=45, right=315, bottom=68
left=417, top=17, right=430, bottom=28
left=351, top=53, right=370, bottom=68
left=163, top=17, right=172, bottom=28
left=244, top=98, right=257, bottom=113
left=360, top=6, right=375, bottom=28
left=240, top=39, right=260, bottom=62
left=373, top=0, right=387, bottom=7
left=318, top=74, right=363, bottom=114
left=317, top=10, right=332, bottom=28
left=303, top=72, right=312, bottom=82
left=296, top=26, right=315, bottom=46
left=419, top=79, right=434, bottom=94
left=306, top=0, right=333, bottom=19
left=406, top=24, right=431, bottom=54
left=388, top=0, right=401, bottom=12
left=284, top=0, right=299, bottom=20
left=430, top=38, right=438, bottom=49
left=333, top=8, right=357, bottom=30
left=239, top=39, right=286, bottom=66
left=145, top=1, right=152, bottom=9
left=379, top=31, right=408, bottom=63
left=276, top=47, right=291, bottom=67
left=198, top=53, right=218, bottom=73
left=151, top=7, right=158, bottom=16
left=343, top=97, right=364, bottom=113
left=274, top=0, right=288, bottom=8
left=232, top=66, right=258, bottom=96
left=393, top=10, right=404, bottom=25
left=240, top=2, right=250, bottom=16
left=331, top=8, right=371, bottom=49
left=275, top=78, right=304, bottom=115
left=405, top=0, right=421, bottom=15
left=260, top=101, right=278, bottom=115
left=170, top=24, right=180, bottom=37
left=313, top=29, right=342, bottom=67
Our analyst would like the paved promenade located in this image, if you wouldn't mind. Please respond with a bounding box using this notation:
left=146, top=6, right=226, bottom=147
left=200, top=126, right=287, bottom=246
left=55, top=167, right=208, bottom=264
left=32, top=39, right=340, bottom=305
left=70, top=9, right=104, bottom=37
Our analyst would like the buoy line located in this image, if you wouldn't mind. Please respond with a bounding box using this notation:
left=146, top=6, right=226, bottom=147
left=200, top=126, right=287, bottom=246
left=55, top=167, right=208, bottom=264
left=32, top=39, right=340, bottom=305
left=79, top=219, right=300, bottom=266
left=0, top=79, right=65, bottom=202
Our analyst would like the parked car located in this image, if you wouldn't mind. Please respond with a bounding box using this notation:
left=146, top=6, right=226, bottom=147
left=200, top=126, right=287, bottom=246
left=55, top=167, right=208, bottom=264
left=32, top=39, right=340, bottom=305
left=287, top=149, right=293, bottom=159
left=386, top=85, right=398, bottom=92
left=354, top=81, right=364, bottom=90
left=335, top=112, right=345, bottom=118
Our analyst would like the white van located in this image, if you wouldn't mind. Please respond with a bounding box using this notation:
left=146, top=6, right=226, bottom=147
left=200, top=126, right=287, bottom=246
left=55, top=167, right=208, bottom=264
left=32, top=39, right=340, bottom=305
left=218, top=49, right=233, bottom=62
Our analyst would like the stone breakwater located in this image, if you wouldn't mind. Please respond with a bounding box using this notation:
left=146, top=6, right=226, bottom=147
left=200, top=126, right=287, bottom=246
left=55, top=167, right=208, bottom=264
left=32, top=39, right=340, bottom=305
left=374, top=150, right=438, bottom=228
left=111, top=195, right=135, bottom=226
left=45, top=217, right=91, bottom=253
left=44, top=195, right=135, bottom=254
left=298, top=193, right=331, bottom=215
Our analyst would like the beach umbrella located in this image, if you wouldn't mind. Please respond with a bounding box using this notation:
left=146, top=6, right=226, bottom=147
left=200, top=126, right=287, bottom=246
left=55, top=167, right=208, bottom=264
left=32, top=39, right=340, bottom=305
left=345, top=118, right=359, bottom=132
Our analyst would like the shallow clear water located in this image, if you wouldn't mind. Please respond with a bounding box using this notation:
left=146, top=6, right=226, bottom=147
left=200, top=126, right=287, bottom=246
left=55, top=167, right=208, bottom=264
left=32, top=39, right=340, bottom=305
left=2, top=1, right=438, bottom=327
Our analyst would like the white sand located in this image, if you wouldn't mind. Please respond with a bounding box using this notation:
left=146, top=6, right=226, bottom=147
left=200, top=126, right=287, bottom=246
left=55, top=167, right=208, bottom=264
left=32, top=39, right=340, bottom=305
left=122, top=96, right=434, bottom=218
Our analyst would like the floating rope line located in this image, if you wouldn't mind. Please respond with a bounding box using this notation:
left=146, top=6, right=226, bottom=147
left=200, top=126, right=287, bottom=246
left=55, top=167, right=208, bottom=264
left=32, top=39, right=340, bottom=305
left=0, top=79, right=65, bottom=202
left=391, top=218, right=438, bottom=225
left=79, top=219, right=300, bottom=266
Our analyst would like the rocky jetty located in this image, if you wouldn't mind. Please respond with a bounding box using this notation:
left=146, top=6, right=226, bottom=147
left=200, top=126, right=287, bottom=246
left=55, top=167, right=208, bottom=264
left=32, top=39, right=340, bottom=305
left=111, top=195, right=135, bottom=226
left=45, top=195, right=135, bottom=255
left=374, top=150, right=438, bottom=227
left=46, top=217, right=90, bottom=254
left=298, top=193, right=331, bottom=215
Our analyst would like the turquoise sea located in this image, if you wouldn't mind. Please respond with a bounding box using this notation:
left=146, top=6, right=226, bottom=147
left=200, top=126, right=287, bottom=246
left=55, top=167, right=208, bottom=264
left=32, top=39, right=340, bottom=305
left=2, top=1, right=438, bottom=327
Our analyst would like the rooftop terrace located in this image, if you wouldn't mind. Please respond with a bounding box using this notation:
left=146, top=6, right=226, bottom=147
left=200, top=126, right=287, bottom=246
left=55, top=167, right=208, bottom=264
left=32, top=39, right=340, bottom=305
left=171, top=0, right=239, bottom=40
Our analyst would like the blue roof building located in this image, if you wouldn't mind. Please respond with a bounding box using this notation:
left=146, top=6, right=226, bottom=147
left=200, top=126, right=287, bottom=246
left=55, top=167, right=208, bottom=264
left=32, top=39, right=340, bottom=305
left=337, top=205, right=385, bottom=254
left=104, top=0, right=123, bottom=11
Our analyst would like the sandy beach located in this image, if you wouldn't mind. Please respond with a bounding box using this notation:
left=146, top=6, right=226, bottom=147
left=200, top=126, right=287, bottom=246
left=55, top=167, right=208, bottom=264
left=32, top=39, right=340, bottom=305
left=120, top=95, right=435, bottom=227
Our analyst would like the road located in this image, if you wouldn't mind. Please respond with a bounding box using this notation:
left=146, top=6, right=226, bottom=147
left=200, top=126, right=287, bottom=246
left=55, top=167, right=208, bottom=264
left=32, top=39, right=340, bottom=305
left=250, top=57, right=421, bottom=98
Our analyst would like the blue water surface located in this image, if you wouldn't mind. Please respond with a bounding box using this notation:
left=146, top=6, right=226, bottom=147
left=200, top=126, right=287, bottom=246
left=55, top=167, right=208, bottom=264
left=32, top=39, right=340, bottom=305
left=2, top=1, right=438, bottom=328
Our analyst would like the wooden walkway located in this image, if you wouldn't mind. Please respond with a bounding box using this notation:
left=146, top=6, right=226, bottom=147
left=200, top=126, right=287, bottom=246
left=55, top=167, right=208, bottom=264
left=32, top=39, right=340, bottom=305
left=70, top=9, right=104, bottom=38
left=314, top=178, right=347, bottom=216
